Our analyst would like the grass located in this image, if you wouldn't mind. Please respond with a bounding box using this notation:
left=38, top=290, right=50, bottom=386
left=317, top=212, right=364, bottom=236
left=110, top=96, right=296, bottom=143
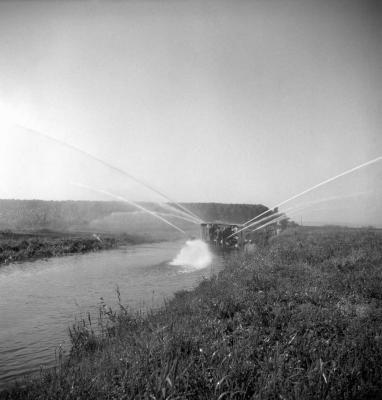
left=1, top=226, right=382, bottom=399
left=0, top=230, right=147, bottom=265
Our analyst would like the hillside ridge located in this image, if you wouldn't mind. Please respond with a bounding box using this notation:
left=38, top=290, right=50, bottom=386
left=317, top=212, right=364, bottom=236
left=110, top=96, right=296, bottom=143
left=0, top=199, right=268, bottom=231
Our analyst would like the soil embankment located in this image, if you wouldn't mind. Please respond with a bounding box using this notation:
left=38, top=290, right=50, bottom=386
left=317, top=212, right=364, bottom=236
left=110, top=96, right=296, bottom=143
left=0, top=230, right=147, bottom=265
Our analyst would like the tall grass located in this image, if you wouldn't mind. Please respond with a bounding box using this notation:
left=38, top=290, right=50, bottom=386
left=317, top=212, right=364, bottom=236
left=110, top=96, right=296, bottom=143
left=1, top=227, right=382, bottom=399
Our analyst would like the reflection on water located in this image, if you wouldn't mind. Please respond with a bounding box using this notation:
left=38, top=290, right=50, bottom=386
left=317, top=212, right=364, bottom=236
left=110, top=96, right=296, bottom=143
left=0, top=241, right=223, bottom=389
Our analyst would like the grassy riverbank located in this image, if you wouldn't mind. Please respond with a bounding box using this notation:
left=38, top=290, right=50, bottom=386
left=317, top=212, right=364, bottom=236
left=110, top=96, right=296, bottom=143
left=0, top=230, right=148, bottom=265
left=2, top=227, right=382, bottom=399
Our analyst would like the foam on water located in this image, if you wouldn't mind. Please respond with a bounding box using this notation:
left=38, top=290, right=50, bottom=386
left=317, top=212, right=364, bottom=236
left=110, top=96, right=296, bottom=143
left=170, top=239, right=212, bottom=271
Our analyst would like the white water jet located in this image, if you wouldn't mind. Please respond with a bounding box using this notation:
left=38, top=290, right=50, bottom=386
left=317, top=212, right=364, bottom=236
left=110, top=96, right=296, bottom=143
left=170, top=239, right=213, bottom=271
left=6, top=121, right=203, bottom=224
left=159, top=202, right=202, bottom=224
left=246, top=191, right=374, bottom=234
left=229, top=156, right=382, bottom=238
left=247, top=191, right=373, bottom=232
left=156, top=212, right=200, bottom=224
left=72, top=182, right=186, bottom=234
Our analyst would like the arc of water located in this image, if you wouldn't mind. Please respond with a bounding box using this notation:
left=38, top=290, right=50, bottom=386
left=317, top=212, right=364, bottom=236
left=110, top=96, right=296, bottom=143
left=238, top=203, right=315, bottom=232
left=249, top=207, right=313, bottom=233
left=14, top=123, right=204, bottom=223
left=248, top=190, right=373, bottom=232
left=132, top=201, right=202, bottom=224
left=250, top=203, right=334, bottom=233
left=242, top=207, right=296, bottom=233
left=244, top=197, right=364, bottom=236
left=280, top=191, right=372, bottom=215
left=250, top=205, right=312, bottom=234
left=156, top=212, right=200, bottom=224
left=158, top=202, right=203, bottom=223
left=72, top=182, right=186, bottom=234
left=228, top=156, right=382, bottom=239
left=166, top=203, right=203, bottom=223
left=244, top=210, right=283, bottom=229
left=153, top=201, right=202, bottom=224
left=250, top=213, right=290, bottom=234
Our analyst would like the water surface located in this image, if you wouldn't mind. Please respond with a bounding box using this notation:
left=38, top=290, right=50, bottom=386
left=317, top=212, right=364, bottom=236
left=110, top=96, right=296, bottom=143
left=0, top=240, right=223, bottom=388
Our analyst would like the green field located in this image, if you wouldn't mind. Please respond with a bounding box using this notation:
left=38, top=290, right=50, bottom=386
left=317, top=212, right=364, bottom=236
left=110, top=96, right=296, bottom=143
left=1, top=226, right=382, bottom=399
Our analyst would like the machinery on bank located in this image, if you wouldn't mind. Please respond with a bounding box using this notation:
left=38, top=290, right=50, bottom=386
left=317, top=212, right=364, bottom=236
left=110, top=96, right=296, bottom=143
left=200, top=222, right=245, bottom=249
left=200, top=218, right=282, bottom=250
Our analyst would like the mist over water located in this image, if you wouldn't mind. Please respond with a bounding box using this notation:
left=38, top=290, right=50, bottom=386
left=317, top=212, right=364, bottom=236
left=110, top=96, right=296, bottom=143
left=170, top=240, right=213, bottom=271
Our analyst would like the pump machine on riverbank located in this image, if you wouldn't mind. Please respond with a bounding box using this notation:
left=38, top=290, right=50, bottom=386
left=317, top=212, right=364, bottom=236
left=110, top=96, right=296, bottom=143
left=201, top=219, right=282, bottom=250
left=200, top=222, right=245, bottom=249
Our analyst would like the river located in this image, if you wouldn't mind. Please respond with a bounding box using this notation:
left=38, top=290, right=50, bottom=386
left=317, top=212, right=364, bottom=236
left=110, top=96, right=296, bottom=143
left=0, top=240, right=224, bottom=389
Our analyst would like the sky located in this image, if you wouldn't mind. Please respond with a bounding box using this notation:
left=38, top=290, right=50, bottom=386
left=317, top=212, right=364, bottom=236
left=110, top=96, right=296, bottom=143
left=0, top=0, right=381, bottom=226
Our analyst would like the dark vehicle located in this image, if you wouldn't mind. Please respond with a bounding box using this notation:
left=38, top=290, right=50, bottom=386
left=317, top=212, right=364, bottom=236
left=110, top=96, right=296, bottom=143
left=200, top=222, right=245, bottom=249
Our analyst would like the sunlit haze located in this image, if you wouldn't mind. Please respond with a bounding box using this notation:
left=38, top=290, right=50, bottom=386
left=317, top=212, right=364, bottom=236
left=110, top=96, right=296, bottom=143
left=0, top=0, right=381, bottom=226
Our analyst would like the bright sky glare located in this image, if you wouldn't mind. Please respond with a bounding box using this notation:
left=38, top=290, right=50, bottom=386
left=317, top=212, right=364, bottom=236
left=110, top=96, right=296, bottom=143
left=0, top=0, right=381, bottom=226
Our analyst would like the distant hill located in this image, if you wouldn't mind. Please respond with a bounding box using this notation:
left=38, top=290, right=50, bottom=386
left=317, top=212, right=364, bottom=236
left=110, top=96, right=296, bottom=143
left=0, top=199, right=268, bottom=233
left=0, top=199, right=135, bottom=231
left=180, top=203, right=268, bottom=225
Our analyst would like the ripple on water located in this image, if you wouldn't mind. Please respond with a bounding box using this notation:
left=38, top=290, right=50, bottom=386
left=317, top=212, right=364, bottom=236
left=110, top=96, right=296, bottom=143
left=0, top=241, right=223, bottom=389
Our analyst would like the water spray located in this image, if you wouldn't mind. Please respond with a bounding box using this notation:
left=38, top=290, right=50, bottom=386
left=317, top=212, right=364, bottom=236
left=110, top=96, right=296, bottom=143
left=250, top=206, right=310, bottom=234
left=72, top=182, right=186, bottom=234
left=250, top=214, right=288, bottom=233
left=12, top=123, right=204, bottom=224
left=159, top=202, right=203, bottom=224
left=248, top=191, right=371, bottom=230
left=280, top=191, right=372, bottom=215
left=166, top=203, right=203, bottom=224
left=250, top=204, right=331, bottom=234
left=248, top=190, right=373, bottom=234
left=170, top=239, right=212, bottom=271
left=245, top=209, right=284, bottom=228
left=228, top=156, right=382, bottom=239
left=156, top=212, right=200, bottom=225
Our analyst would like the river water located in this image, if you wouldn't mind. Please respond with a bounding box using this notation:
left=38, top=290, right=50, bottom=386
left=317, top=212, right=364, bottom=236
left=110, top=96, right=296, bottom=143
left=0, top=240, right=224, bottom=389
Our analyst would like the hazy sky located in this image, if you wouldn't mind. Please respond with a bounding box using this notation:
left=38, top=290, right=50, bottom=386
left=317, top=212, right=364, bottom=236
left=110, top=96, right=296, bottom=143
left=0, top=0, right=381, bottom=226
